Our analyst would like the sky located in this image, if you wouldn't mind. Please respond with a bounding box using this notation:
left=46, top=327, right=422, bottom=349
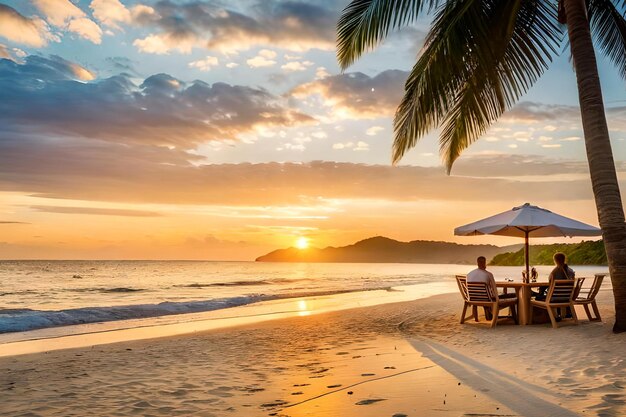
left=0, top=0, right=625, bottom=260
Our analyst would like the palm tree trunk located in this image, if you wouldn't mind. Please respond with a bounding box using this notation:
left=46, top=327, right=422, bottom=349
left=563, top=0, right=626, bottom=332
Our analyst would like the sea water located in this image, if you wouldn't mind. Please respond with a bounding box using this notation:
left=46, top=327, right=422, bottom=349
left=0, top=261, right=609, bottom=334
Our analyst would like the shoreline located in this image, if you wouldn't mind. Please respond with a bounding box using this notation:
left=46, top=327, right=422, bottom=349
left=1, top=287, right=623, bottom=416
left=0, top=281, right=457, bottom=357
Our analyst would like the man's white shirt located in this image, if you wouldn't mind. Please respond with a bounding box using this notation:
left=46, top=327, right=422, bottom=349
left=467, top=268, right=498, bottom=297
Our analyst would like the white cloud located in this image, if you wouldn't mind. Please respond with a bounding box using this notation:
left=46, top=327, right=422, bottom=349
left=188, top=56, right=219, bottom=71
left=0, top=4, right=57, bottom=47
left=508, top=144, right=518, bottom=149
left=483, top=136, right=499, bottom=142
left=226, top=62, right=239, bottom=68
left=538, top=136, right=553, bottom=142
left=311, top=131, right=327, bottom=139
left=278, top=142, right=306, bottom=151
left=333, top=141, right=353, bottom=150
left=366, top=126, right=384, bottom=136
left=561, top=136, right=581, bottom=141
left=281, top=60, right=313, bottom=72
left=67, top=16, right=103, bottom=44
left=33, top=0, right=102, bottom=44
left=90, top=0, right=131, bottom=30
left=315, top=66, right=330, bottom=79
left=33, top=0, right=83, bottom=27
left=544, top=125, right=558, bottom=131
left=246, top=55, right=276, bottom=68
left=354, top=141, right=369, bottom=151
left=258, top=49, right=276, bottom=59
left=542, top=144, right=562, bottom=148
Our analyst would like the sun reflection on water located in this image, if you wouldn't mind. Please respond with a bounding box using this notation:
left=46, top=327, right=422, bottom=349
left=297, top=299, right=311, bottom=316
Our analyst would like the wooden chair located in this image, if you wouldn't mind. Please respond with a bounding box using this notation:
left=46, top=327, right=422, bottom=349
left=456, top=275, right=518, bottom=328
left=530, top=279, right=579, bottom=328
left=573, top=274, right=605, bottom=321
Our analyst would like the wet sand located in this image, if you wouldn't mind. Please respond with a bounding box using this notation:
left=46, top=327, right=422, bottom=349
left=1, top=287, right=624, bottom=416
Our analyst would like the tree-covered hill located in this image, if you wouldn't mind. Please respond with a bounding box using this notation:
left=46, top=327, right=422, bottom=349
left=490, top=240, right=606, bottom=266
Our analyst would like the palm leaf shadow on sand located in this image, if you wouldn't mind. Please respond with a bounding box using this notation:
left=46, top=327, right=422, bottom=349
left=408, top=337, right=580, bottom=417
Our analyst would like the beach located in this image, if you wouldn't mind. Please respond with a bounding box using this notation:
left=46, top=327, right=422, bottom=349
left=1, top=285, right=623, bottom=417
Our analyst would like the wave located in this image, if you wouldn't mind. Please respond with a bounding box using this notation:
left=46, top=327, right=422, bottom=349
left=0, top=287, right=397, bottom=334
left=72, top=287, right=147, bottom=293
left=0, top=295, right=276, bottom=333
left=174, top=278, right=306, bottom=288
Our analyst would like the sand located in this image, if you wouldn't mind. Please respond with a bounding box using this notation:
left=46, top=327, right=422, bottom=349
left=0, top=286, right=624, bottom=416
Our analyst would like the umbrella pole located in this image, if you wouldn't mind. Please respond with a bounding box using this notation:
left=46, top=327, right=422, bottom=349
left=524, top=230, right=530, bottom=283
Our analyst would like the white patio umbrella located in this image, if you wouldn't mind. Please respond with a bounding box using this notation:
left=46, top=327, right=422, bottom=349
left=454, top=203, right=602, bottom=281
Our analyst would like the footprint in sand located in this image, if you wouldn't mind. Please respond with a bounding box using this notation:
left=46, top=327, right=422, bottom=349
left=355, top=398, right=386, bottom=405
left=602, top=394, right=626, bottom=405
left=361, top=373, right=375, bottom=376
left=291, top=391, right=303, bottom=395
left=327, top=384, right=342, bottom=388
left=260, top=400, right=288, bottom=408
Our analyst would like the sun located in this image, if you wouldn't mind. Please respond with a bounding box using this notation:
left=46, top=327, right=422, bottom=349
left=295, top=237, right=309, bottom=250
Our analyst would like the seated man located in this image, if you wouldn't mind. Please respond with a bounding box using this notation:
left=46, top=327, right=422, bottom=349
left=467, top=256, right=516, bottom=319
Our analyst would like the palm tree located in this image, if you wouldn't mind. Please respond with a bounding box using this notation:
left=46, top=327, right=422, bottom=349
left=337, top=0, right=626, bottom=332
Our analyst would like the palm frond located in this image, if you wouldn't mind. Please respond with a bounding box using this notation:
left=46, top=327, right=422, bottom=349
left=588, top=0, right=626, bottom=79
left=392, top=0, right=564, bottom=172
left=337, top=0, right=439, bottom=70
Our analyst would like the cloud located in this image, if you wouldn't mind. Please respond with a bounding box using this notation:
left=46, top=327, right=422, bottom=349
left=247, top=49, right=277, bottom=67
left=33, top=0, right=102, bottom=44
left=290, top=70, right=408, bottom=119
left=0, top=55, right=313, bottom=151
left=501, top=102, right=580, bottom=124
left=366, top=126, right=384, bottom=136
left=451, top=154, right=597, bottom=177
left=188, top=56, right=219, bottom=71
left=1, top=148, right=623, bottom=207
left=131, top=0, right=337, bottom=54
left=281, top=60, right=313, bottom=72
left=105, top=56, right=136, bottom=73
left=315, top=66, right=330, bottom=79
left=30, top=205, right=161, bottom=217
left=2, top=54, right=95, bottom=81
left=0, top=4, right=56, bottom=47
left=133, top=33, right=195, bottom=54
left=332, top=141, right=369, bottom=151
left=354, top=141, right=369, bottom=151
left=226, top=62, right=239, bottom=68
left=90, top=0, right=132, bottom=29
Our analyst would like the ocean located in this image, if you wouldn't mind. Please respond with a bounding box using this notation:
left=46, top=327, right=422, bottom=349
left=0, top=261, right=609, bottom=335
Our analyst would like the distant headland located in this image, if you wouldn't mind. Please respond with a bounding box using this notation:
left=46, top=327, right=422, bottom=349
left=256, top=236, right=606, bottom=265
left=255, top=236, right=522, bottom=264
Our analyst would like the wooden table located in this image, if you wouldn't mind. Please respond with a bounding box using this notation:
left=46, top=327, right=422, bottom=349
left=496, top=281, right=549, bottom=325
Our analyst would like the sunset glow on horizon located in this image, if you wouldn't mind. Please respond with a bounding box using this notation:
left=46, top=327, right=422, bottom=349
left=0, top=0, right=625, bottom=260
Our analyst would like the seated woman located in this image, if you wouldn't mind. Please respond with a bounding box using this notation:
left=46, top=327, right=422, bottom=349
left=534, top=252, right=575, bottom=319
